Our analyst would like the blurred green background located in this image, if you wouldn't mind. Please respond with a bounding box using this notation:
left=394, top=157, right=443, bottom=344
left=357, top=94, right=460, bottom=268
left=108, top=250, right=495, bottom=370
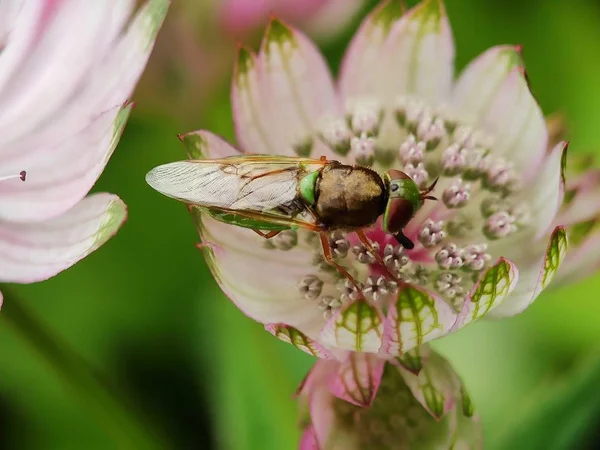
left=2, top=0, right=600, bottom=448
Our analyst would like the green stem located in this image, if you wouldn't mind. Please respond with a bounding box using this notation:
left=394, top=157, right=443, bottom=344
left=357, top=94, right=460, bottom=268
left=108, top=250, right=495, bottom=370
left=1, top=287, right=167, bottom=450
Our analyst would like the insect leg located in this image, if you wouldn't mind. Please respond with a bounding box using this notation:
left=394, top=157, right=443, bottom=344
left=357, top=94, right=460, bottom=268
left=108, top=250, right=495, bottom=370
left=356, top=230, right=400, bottom=282
left=252, top=229, right=282, bottom=239
left=394, top=230, right=415, bottom=250
left=319, top=232, right=365, bottom=298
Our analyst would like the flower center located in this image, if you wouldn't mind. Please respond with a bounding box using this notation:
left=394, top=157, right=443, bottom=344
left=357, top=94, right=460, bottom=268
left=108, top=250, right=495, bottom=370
left=279, top=97, right=530, bottom=317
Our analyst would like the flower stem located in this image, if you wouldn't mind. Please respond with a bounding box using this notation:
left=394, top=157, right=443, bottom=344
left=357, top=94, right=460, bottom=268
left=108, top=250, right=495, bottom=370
left=0, top=287, right=167, bottom=449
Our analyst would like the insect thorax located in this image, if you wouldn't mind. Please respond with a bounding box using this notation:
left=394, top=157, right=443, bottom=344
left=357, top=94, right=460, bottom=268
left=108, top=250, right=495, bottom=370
left=314, top=165, right=386, bottom=230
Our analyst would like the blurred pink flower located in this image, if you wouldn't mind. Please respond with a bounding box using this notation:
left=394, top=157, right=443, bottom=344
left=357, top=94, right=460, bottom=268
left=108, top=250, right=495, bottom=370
left=149, top=0, right=572, bottom=362
left=219, top=0, right=366, bottom=40
left=0, top=0, right=168, bottom=302
left=297, top=347, right=482, bottom=449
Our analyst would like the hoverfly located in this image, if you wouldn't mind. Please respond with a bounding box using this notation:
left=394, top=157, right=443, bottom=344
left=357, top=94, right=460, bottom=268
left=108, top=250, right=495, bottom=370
left=146, top=155, right=437, bottom=287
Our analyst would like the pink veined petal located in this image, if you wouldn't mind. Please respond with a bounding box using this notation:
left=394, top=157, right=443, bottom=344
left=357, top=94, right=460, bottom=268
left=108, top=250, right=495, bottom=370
left=0, top=0, right=49, bottom=97
left=255, top=18, right=340, bottom=159
left=319, top=300, right=385, bottom=353
left=265, top=323, right=335, bottom=359
left=451, top=258, right=518, bottom=330
left=452, top=46, right=547, bottom=176
left=397, top=350, right=458, bottom=420
left=338, top=0, right=404, bottom=104
left=488, top=227, right=567, bottom=319
left=0, top=103, right=132, bottom=223
left=0, top=0, right=133, bottom=145
left=380, top=285, right=456, bottom=356
left=328, top=352, right=385, bottom=407
left=381, top=0, right=455, bottom=106
left=0, top=193, right=127, bottom=283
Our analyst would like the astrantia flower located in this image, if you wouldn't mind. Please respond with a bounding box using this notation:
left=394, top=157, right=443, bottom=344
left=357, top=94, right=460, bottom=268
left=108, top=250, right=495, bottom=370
left=297, top=347, right=481, bottom=449
left=150, top=0, right=573, bottom=360
left=0, top=0, right=168, bottom=298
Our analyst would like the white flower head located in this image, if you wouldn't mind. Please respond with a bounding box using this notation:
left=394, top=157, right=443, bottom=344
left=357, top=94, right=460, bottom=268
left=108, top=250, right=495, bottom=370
left=149, top=0, right=575, bottom=364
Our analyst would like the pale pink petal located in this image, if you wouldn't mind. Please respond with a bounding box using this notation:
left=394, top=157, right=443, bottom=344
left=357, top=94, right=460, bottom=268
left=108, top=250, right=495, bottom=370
left=526, top=141, right=567, bottom=239
left=452, top=258, right=518, bottom=330
left=452, top=46, right=522, bottom=121
left=319, top=300, right=385, bottom=353
left=381, top=285, right=456, bottom=356
left=338, top=0, right=404, bottom=103
left=0, top=0, right=168, bottom=223
left=452, top=46, right=547, bottom=174
left=381, top=0, right=455, bottom=105
left=0, top=1, right=133, bottom=144
left=255, top=19, right=340, bottom=159
left=0, top=193, right=126, bottom=283
left=397, top=351, right=458, bottom=420
left=178, top=129, right=242, bottom=159
left=0, top=103, right=131, bottom=223
left=190, top=208, right=328, bottom=343
left=265, top=323, right=335, bottom=359
left=488, top=227, right=567, bottom=318
left=231, top=47, right=279, bottom=154
left=328, top=352, right=385, bottom=407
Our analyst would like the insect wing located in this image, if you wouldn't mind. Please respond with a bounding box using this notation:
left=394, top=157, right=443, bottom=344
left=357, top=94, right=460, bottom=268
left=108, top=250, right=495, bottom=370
left=146, top=157, right=324, bottom=214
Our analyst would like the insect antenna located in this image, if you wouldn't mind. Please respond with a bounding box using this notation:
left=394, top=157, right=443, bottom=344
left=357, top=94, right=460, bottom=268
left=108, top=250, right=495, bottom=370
left=423, top=195, right=438, bottom=201
left=421, top=177, right=439, bottom=194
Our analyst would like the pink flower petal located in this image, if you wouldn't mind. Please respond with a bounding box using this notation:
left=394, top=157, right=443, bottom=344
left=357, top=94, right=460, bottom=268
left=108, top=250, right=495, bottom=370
left=0, top=1, right=133, bottom=144
left=381, top=0, right=455, bottom=105
left=0, top=103, right=131, bottom=223
left=396, top=350, right=458, bottom=420
left=299, top=425, right=320, bottom=450
left=0, top=193, right=126, bottom=283
left=265, top=323, right=335, bottom=359
left=453, top=46, right=547, bottom=175
left=231, top=46, right=279, bottom=155
left=488, top=227, right=567, bottom=318
left=338, top=0, right=404, bottom=103
left=254, top=19, right=340, bottom=158
left=178, top=129, right=242, bottom=159
left=319, top=300, right=385, bottom=353
left=452, top=258, right=518, bottom=330
left=0, top=0, right=169, bottom=223
left=527, top=141, right=568, bottom=239
left=328, top=352, right=385, bottom=407
left=381, top=285, right=456, bottom=356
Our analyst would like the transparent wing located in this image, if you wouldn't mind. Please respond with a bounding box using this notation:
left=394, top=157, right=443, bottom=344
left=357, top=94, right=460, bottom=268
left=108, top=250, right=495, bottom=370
left=146, top=156, right=326, bottom=214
